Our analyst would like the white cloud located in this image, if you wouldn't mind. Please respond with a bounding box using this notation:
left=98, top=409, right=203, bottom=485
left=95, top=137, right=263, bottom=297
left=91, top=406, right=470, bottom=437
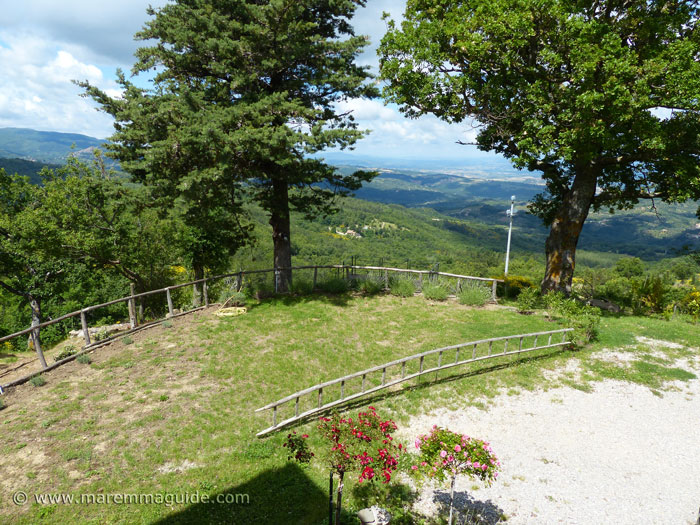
left=0, top=33, right=117, bottom=138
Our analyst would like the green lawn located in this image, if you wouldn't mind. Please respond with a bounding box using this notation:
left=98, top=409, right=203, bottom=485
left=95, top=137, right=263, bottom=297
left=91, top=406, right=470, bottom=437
left=0, top=294, right=698, bottom=524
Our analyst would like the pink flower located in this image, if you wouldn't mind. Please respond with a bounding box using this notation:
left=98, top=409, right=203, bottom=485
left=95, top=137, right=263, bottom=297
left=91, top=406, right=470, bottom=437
left=454, top=444, right=461, bottom=452
left=440, top=450, right=447, bottom=458
left=447, top=455, right=454, bottom=462
left=482, top=464, right=488, bottom=471
left=411, top=465, right=418, bottom=470
left=473, top=462, right=480, bottom=469
left=415, top=439, right=421, bottom=449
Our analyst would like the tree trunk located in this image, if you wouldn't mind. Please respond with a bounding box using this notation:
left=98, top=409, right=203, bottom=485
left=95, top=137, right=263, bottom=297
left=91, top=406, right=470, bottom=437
left=269, top=177, right=292, bottom=293
left=29, top=296, right=47, bottom=369
left=448, top=474, right=456, bottom=525
left=334, top=470, right=344, bottom=525
left=541, top=169, right=598, bottom=295
left=192, top=261, right=204, bottom=307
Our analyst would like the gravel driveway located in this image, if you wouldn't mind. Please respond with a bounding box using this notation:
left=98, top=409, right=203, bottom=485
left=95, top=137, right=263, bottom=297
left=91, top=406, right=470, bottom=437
left=398, top=348, right=700, bottom=525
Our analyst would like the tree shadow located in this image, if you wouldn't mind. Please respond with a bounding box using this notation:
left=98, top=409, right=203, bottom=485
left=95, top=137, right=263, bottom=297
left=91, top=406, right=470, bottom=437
left=151, top=463, right=327, bottom=525
left=432, top=489, right=506, bottom=525
left=245, top=291, right=353, bottom=311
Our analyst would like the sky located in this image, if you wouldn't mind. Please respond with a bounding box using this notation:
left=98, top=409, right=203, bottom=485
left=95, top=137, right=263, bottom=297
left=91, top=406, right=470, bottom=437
left=0, top=0, right=497, bottom=163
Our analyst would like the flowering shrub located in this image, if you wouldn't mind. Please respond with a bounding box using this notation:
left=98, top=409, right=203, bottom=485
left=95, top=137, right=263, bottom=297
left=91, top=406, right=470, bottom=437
left=411, top=426, right=500, bottom=485
left=282, top=431, right=314, bottom=463
left=317, top=406, right=403, bottom=483
left=284, top=407, right=404, bottom=525
left=410, top=426, right=500, bottom=525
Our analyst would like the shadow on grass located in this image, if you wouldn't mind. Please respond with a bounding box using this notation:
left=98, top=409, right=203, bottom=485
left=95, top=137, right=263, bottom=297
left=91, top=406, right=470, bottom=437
left=152, top=463, right=327, bottom=525
left=246, top=291, right=354, bottom=311
left=261, top=346, right=575, bottom=435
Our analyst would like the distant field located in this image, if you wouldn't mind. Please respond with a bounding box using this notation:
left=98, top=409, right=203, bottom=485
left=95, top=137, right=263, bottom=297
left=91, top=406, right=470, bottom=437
left=1, top=293, right=698, bottom=524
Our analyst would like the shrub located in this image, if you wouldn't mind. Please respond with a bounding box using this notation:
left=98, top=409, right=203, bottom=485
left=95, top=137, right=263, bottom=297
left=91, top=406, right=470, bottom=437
left=422, top=282, right=449, bottom=301
left=632, top=275, right=668, bottom=314
left=543, top=292, right=600, bottom=347
left=29, top=375, right=47, bottom=387
left=225, top=291, right=247, bottom=306
left=389, top=278, right=415, bottom=298
left=0, top=398, right=4, bottom=410
left=496, top=274, right=534, bottom=298
left=76, top=354, right=92, bottom=365
left=410, top=426, right=500, bottom=525
left=516, top=287, right=541, bottom=312
left=318, top=277, right=349, bottom=294
left=122, top=336, right=134, bottom=345
left=359, top=277, right=384, bottom=295
left=54, top=345, right=77, bottom=362
left=289, top=279, right=314, bottom=295
left=456, top=283, right=488, bottom=306
left=162, top=320, right=173, bottom=328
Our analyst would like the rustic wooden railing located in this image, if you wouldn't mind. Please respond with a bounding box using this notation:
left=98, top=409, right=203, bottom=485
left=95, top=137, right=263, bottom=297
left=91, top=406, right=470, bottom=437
left=0, top=264, right=501, bottom=390
left=255, top=328, right=573, bottom=437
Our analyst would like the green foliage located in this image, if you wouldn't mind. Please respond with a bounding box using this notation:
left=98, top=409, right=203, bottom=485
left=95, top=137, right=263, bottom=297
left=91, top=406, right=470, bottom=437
left=29, top=375, right=47, bottom=387
left=421, top=282, right=448, bottom=301
left=81, top=0, right=378, bottom=293
left=379, top=0, right=700, bottom=293
left=614, top=257, right=645, bottom=278
left=359, top=277, right=384, bottom=296
left=317, top=278, right=349, bottom=295
left=54, top=345, right=77, bottom=362
left=122, top=336, right=134, bottom=346
left=76, top=354, right=92, bottom=365
left=497, top=275, right=534, bottom=299
left=457, top=282, right=490, bottom=306
left=516, top=287, right=541, bottom=313
left=632, top=275, right=668, bottom=315
left=289, top=279, right=314, bottom=296
left=544, top=293, right=600, bottom=347
left=224, top=291, right=247, bottom=306
left=389, top=277, right=415, bottom=298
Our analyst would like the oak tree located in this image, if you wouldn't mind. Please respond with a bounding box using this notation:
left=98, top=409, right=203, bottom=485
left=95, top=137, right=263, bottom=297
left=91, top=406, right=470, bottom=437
left=379, top=0, right=700, bottom=293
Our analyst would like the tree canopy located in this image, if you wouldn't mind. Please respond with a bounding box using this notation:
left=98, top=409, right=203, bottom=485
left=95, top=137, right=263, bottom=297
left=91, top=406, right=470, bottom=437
left=379, top=0, right=700, bottom=293
left=80, top=0, right=378, bottom=292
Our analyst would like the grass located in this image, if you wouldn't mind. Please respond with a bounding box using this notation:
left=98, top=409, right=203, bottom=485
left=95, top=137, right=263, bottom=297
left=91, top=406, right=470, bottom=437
left=0, top=294, right=698, bottom=524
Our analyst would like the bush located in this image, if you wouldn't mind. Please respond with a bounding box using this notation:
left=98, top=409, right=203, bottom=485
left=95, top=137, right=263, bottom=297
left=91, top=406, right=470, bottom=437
left=76, top=354, right=92, bottom=365
left=422, top=282, right=449, bottom=301
left=54, top=345, right=77, bottom=362
left=389, top=278, right=415, bottom=298
left=516, top=287, right=541, bottom=312
left=225, top=291, right=247, bottom=306
left=289, top=279, right=314, bottom=295
left=496, top=274, right=534, bottom=298
left=458, top=283, right=490, bottom=306
left=543, top=292, right=600, bottom=347
left=318, top=277, right=349, bottom=294
left=122, top=336, right=134, bottom=345
left=29, top=375, right=47, bottom=387
left=359, top=277, right=384, bottom=295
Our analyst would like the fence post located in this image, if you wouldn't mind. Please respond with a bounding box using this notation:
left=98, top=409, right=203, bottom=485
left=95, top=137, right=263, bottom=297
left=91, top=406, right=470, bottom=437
left=384, top=269, right=389, bottom=290
left=274, top=268, right=279, bottom=294
left=128, top=283, right=137, bottom=329
left=419, top=272, right=423, bottom=291
left=491, top=280, right=498, bottom=302
left=81, top=309, right=91, bottom=346
left=166, top=288, right=174, bottom=317
left=203, top=280, right=209, bottom=307
left=236, top=271, right=242, bottom=292
left=313, top=266, right=318, bottom=289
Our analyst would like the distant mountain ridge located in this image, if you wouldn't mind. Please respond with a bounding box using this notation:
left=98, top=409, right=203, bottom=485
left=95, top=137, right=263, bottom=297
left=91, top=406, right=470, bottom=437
left=0, top=127, right=107, bottom=164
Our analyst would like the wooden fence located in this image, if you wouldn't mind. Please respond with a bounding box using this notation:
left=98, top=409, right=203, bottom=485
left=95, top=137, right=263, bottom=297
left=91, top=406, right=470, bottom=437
left=255, top=328, right=573, bottom=437
left=0, top=264, right=502, bottom=391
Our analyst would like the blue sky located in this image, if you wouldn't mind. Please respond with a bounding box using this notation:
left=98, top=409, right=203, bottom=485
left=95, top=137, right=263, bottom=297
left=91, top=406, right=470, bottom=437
left=0, top=0, right=495, bottom=162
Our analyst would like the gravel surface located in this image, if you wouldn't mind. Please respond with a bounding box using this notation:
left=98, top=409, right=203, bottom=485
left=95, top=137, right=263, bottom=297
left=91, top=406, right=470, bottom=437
left=397, top=350, right=700, bottom=525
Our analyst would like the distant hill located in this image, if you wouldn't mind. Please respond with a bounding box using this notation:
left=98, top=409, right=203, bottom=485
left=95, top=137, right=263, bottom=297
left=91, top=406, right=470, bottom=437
left=0, top=157, right=61, bottom=185
left=0, top=127, right=107, bottom=164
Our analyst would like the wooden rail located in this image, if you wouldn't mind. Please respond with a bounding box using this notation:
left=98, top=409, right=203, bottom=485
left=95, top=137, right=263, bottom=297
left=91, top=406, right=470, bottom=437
left=0, top=264, right=502, bottom=390
left=255, top=328, right=573, bottom=437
